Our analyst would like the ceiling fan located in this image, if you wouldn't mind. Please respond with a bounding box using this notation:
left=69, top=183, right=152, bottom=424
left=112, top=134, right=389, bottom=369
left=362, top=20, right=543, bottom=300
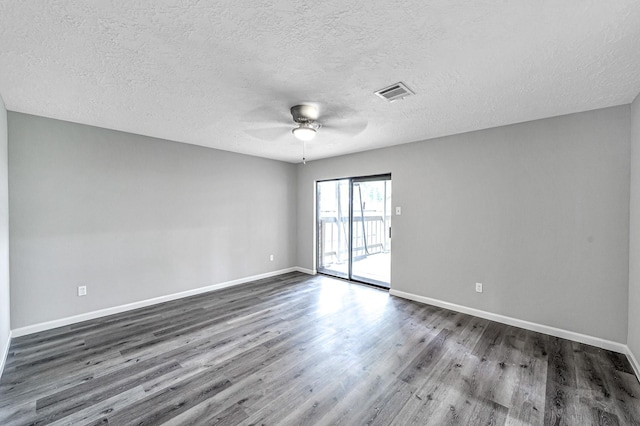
left=243, top=102, right=368, bottom=163
left=290, top=104, right=321, bottom=142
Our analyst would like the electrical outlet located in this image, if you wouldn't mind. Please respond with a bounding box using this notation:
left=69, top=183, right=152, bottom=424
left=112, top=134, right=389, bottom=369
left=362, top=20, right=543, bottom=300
left=269, top=254, right=274, bottom=261
left=475, top=282, right=483, bottom=293
left=78, top=286, right=87, bottom=297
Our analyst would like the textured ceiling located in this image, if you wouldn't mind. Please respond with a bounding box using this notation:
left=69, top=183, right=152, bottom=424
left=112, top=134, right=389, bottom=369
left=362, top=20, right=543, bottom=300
left=1, top=1, right=640, bottom=163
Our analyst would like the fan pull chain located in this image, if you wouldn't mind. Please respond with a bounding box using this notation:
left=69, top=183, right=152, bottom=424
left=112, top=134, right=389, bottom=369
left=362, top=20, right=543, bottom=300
left=302, top=140, right=306, bottom=165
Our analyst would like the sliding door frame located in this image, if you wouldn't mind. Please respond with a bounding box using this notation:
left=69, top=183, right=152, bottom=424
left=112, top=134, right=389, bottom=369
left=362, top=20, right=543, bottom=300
left=316, top=173, right=392, bottom=289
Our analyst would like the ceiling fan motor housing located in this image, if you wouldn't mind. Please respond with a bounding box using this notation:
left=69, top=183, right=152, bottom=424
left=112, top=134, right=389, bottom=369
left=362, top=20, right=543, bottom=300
left=291, top=104, right=319, bottom=123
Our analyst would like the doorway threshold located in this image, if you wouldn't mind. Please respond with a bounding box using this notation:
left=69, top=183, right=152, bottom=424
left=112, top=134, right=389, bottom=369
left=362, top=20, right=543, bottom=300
left=317, top=272, right=390, bottom=291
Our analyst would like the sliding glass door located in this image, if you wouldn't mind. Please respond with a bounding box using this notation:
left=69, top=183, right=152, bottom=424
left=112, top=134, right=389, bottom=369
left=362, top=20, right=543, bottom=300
left=317, top=174, right=391, bottom=288
left=316, top=179, right=350, bottom=279
left=351, top=177, right=392, bottom=286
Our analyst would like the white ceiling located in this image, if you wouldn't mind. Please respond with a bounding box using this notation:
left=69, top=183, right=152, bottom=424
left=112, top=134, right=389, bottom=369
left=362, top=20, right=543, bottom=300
left=1, top=1, right=640, bottom=163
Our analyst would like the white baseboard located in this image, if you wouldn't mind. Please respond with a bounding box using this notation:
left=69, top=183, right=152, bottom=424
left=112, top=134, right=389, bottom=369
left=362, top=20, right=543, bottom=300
left=389, top=289, right=628, bottom=354
left=0, top=330, right=11, bottom=380
left=12, top=267, right=302, bottom=338
left=627, top=347, right=640, bottom=382
left=295, top=267, right=316, bottom=275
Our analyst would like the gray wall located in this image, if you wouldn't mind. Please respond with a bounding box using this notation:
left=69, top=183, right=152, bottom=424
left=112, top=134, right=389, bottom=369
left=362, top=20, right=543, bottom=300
left=0, top=95, right=9, bottom=363
left=629, top=94, right=640, bottom=362
left=5, top=103, right=635, bottom=347
left=9, top=113, right=297, bottom=329
left=297, top=106, right=630, bottom=343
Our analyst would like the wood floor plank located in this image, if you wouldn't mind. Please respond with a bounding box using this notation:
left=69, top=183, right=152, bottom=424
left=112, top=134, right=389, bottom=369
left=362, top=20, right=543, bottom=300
left=265, top=303, right=433, bottom=425
left=392, top=349, right=472, bottom=424
left=107, top=371, right=232, bottom=425
left=1, top=272, right=638, bottom=425
left=47, top=386, right=147, bottom=426
left=504, top=331, right=548, bottom=425
left=34, top=360, right=182, bottom=423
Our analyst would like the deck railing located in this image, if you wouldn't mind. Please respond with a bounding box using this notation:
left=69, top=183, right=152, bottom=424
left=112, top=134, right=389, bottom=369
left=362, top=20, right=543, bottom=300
left=318, top=213, right=390, bottom=267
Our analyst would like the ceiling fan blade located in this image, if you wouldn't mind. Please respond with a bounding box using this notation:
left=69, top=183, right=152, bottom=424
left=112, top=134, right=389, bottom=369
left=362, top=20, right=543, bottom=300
left=241, top=106, right=291, bottom=126
left=241, top=100, right=367, bottom=143
left=244, top=125, right=291, bottom=141
left=317, top=103, right=359, bottom=121
left=240, top=102, right=292, bottom=141
left=322, top=117, right=368, bottom=137
left=313, top=104, right=368, bottom=137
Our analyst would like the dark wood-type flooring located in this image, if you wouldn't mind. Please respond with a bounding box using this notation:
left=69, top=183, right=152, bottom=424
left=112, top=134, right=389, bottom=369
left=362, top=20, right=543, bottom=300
left=1, top=272, right=639, bottom=425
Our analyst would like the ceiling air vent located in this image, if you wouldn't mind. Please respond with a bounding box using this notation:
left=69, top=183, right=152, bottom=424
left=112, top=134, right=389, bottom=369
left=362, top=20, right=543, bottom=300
left=374, top=82, right=414, bottom=102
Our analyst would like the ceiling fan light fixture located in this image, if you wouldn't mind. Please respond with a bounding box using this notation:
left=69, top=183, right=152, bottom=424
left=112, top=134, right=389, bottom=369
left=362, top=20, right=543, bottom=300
left=292, top=123, right=317, bottom=141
